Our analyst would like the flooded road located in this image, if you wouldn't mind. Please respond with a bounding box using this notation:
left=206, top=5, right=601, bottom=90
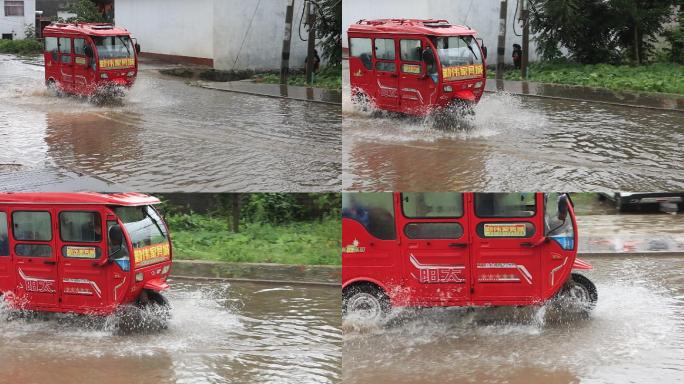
left=342, top=66, right=684, bottom=192
left=0, top=279, right=341, bottom=384
left=0, top=55, right=341, bottom=192
left=342, top=255, right=684, bottom=384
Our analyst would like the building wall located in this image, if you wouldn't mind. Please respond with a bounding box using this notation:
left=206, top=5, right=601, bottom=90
left=212, top=0, right=313, bottom=71
left=0, top=0, right=37, bottom=39
left=342, top=0, right=540, bottom=64
left=115, top=0, right=214, bottom=61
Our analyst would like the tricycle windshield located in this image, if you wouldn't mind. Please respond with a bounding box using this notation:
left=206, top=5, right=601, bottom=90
left=433, top=36, right=482, bottom=66
left=114, top=205, right=168, bottom=249
left=93, top=35, right=134, bottom=59
left=544, top=193, right=575, bottom=250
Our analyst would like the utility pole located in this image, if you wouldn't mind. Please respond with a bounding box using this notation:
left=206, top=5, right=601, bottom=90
left=521, top=0, right=529, bottom=79
left=280, top=0, right=295, bottom=85
left=305, top=0, right=316, bottom=85
left=496, top=0, right=508, bottom=80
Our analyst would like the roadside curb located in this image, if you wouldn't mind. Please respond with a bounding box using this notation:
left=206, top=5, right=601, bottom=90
left=579, top=252, right=684, bottom=258
left=194, top=82, right=342, bottom=106
left=171, top=259, right=341, bottom=285
left=171, top=275, right=340, bottom=287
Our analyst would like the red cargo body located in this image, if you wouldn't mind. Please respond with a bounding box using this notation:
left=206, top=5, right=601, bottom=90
left=0, top=193, right=171, bottom=315
left=347, top=19, right=487, bottom=115
left=342, top=193, right=596, bottom=317
left=42, top=23, right=138, bottom=96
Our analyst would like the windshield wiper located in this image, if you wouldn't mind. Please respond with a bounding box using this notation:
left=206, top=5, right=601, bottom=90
left=143, top=208, right=166, bottom=239
left=118, top=36, right=131, bottom=57
left=461, top=38, right=478, bottom=60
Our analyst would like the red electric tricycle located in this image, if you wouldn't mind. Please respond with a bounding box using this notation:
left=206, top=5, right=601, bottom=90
left=0, top=193, right=172, bottom=322
left=347, top=19, right=487, bottom=116
left=342, top=192, right=597, bottom=321
left=42, top=22, right=140, bottom=99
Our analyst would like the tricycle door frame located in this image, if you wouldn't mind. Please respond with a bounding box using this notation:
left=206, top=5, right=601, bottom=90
left=0, top=209, right=12, bottom=293
left=398, top=36, right=436, bottom=114
left=71, top=35, right=96, bottom=92
left=10, top=206, right=60, bottom=310
left=468, top=193, right=544, bottom=305
left=56, top=205, right=111, bottom=312
left=371, top=35, right=400, bottom=109
left=57, top=36, right=75, bottom=91
left=397, top=192, right=471, bottom=306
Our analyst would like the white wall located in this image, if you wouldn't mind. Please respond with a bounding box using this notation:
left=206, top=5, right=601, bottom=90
left=212, top=0, right=313, bottom=71
left=0, top=0, right=36, bottom=39
left=115, top=0, right=214, bottom=60
left=343, top=0, right=539, bottom=64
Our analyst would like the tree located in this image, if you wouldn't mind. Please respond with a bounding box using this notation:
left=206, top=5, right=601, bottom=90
left=530, top=0, right=619, bottom=64
left=315, top=0, right=342, bottom=66
left=664, top=8, right=684, bottom=63
left=609, top=0, right=680, bottom=64
left=64, top=0, right=107, bottom=23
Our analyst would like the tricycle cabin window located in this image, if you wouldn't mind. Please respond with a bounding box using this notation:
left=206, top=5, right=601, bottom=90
left=402, top=192, right=464, bottom=218
left=374, top=39, right=395, bottom=60
left=544, top=193, right=575, bottom=249
left=342, top=193, right=396, bottom=240
left=400, top=39, right=422, bottom=61
left=12, top=211, right=52, bottom=241
left=45, top=37, right=58, bottom=60
left=0, top=213, right=8, bottom=256
left=59, top=211, right=102, bottom=243
left=433, top=36, right=482, bottom=67
left=73, top=38, right=87, bottom=56
left=350, top=38, right=372, bottom=70
left=58, top=37, right=71, bottom=64
left=475, top=193, right=536, bottom=218
left=405, top=222, right=464, bottom=239
left=114, top=206, right=167, bottom=249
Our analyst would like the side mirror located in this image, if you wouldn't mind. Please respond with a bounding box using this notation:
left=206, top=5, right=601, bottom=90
left=422, top=48, right=435, bottom=65
left=108, top=224, right=124, bottom=259
left=557, top=194, right=569, bottom=221
left=135, top=43, right=141, bottom=54
left=84, top=45, right=93, bottom=58
left=477, top=38, right=487, bottom=60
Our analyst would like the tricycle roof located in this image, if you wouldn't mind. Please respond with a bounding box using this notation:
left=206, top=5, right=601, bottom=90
left=0, top=193, right=159, bottom=206
left=43, top=22, right=130, bottom=37
left=348, top=19, right=476, bottom=37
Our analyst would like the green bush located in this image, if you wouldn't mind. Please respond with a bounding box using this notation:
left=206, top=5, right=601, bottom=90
left=488, top=62, right=684, bottom=94
left=253, top=65, right=342, bottom=90
left=0, top=39, right=43, bottom=55
left=168, top=213, right=341, bottom=265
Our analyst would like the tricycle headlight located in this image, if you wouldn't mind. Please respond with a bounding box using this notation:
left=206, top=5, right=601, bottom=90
left=100, top=73, right=108, bottom=79
left=127, top=71, right=135, bottom=77
left=443, top=85, right=453, bottom=92
left=474, top=81, right=483, bottom=88
left=162, top=265, right=170, bottom=274
left=135, top=272, right=144, bottom=282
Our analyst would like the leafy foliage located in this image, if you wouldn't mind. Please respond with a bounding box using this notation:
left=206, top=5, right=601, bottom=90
left=664, top=9, right=684, bottom=64
left=254, top=65, right=342, bottom=89
left=64, top=0, right=107, bottom=23
left=315, top=0, right=342, bottom=65
left=529, top=0, right=681, bottom=64
left=0, top=39, right=42, bottom=55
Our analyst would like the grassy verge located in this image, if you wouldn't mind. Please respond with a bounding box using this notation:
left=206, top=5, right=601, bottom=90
left=488, top=62, right=684, bottom=94
left=167, top=213, right=341, bottom=265
left=253, top=65, right=341, bottom=90
left=0, top=39, right=42, bottom=55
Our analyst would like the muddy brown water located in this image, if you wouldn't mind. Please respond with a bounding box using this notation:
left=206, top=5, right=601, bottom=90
left=342, top=256, right=684, bottom=384
left=0, top=55, right=341, bottom=192
left=342, top=73, right=684, bottom=192
left=0, top=280, right=341, bottom=384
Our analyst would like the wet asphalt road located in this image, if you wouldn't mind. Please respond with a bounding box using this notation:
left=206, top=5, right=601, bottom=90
left=342, top=61, right=684, bottom=192
left=343, top=255, right=684, bottom=384
left=0, top=279, right=341, bottom=384
left=0, top=55, right=341, bottom=192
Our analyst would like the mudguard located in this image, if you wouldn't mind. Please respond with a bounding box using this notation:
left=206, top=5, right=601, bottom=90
left=143, top=278, right=170, bottom=292
left=572, top=258, right=593, bottom=270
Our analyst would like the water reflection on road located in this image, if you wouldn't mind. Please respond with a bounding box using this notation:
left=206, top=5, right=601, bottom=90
left=0, top=280, right=341, bottom=384
left=0, top=55, right=341, bottom=191
left=342, top=256, right=684, bottom=384
left=343, top=75, right=684, bottom=192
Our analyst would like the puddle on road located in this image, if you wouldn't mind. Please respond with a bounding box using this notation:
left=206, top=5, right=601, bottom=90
left=343, top=89, right=684, bottom=192
left=343, top=256, right=684, bottom=384
left=0, top=55, right=341, bottom=192
left=0, top=280, right=341, bottom=384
